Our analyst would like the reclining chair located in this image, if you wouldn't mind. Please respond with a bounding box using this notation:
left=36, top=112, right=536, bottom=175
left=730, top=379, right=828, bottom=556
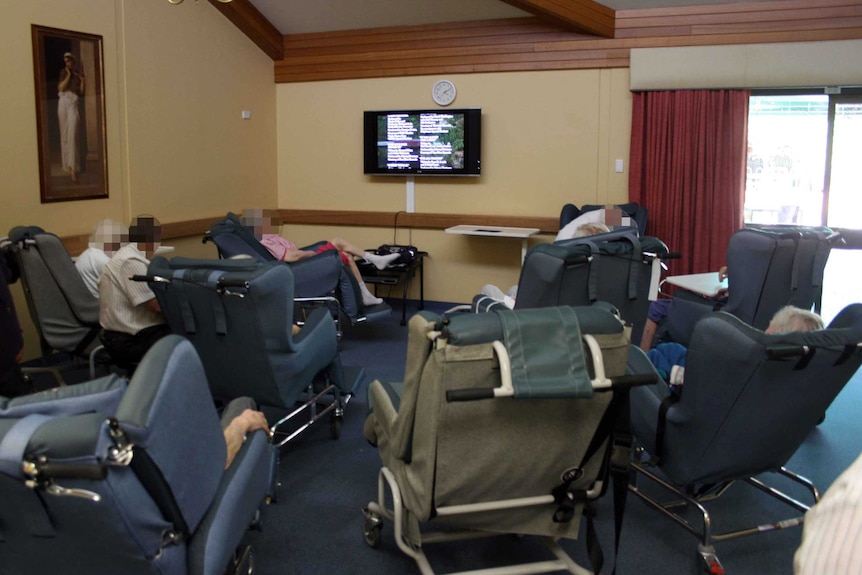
left=144, top=256, right=361, bottom=444
left=663, top=226, right=808, bottom=347
left=560, top=202, right=649, bottom=237
left=470, top=229, right=669, bottom=345
left=8, top=226, right=108, bottom=383
left=362, top=306, right=655, bottom=575
left=627, top=304, right=862, bottom=574
left=0, top=335, right=273, bottom=575
left=205, top=213, right=390, bottom=332
left=745, top=224, right=840, bottom=314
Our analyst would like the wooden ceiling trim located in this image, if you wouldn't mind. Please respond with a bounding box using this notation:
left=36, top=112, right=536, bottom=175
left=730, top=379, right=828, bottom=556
left=276, top=45, right=630, bottom=76
left=282, top=18, right=560, bottom=51
left=273, top=0, right=862, bottom=83
left=496, top=0, right=615, bottom=37
left=283, top=31, right=582, bottom=59
left=615, top=1, right=862, bottom=37
left=616, top=0, right=862, bottom=20
left=275, top=57, right=629, bottom=83
left=208, top=0, right=284, bottom=60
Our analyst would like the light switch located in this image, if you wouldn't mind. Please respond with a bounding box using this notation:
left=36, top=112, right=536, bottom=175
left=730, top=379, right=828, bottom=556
left=615, top=159, right=624, bottom=173
left=241, top=110, right=252, bottom=120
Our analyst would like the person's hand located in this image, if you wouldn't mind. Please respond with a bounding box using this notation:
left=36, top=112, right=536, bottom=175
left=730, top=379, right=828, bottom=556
left=718, top=266, right=728, bottom=281
left=232, top=409, right=269, bottom=435
left=15, top=347, right=23, bottom=364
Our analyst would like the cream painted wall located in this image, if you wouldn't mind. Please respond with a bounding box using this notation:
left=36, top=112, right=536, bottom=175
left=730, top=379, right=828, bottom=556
left=276, top=68, right=632, bottom=303
left=3, top=0, right=278, bottom=360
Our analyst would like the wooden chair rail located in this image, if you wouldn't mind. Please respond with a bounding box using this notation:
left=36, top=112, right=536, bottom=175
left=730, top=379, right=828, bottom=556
left=59, top=211, right=560, bottom=254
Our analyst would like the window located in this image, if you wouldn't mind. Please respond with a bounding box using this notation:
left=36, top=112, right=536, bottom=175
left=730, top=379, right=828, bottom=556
left=745, top=92, right=862, bottom=229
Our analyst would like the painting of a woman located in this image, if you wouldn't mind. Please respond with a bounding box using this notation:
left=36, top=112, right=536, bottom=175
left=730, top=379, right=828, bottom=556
left=32, top=25, right=107, bottom=202
left=57, top=51, right=86, bottom=183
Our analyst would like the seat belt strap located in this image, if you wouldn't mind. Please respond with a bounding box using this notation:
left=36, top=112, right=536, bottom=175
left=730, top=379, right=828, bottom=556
left=170, top=270, right=197, bottom=334
left=0, top=414, right=53, bottom=479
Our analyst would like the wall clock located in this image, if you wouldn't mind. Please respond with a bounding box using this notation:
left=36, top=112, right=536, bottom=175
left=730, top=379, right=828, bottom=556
left=432, top=79, right=457, bottom=106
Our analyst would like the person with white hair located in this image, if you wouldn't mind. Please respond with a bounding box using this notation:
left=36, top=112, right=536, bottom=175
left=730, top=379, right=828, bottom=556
left=75, top=219, right=128, bottom=298
left=647, top=305, right=825, bottom=388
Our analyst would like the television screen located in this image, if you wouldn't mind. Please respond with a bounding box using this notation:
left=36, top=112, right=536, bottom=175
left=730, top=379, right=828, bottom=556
left=364, top=108, right=481, bottom=176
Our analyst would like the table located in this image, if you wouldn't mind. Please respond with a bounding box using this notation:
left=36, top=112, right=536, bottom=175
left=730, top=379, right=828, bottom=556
left=359, top=251, right=427, bottom=326
left=663, top=272, right=728, bottom=298
left=444, top=225, right=540, bottom=263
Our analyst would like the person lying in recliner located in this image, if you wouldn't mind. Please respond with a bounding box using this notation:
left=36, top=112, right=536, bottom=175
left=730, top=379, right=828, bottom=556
left=241, top=208, right=398, bottom=307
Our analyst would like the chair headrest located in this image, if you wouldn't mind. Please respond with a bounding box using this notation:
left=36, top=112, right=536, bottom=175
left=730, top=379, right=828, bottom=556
left=442, top=305, right=623, bottom=347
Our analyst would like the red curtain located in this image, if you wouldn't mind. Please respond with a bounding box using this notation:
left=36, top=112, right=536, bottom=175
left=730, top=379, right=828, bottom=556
left=629, top=89, right=749, bottom=275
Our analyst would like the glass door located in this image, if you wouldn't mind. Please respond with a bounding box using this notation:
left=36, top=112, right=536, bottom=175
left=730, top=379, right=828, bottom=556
left=821, top=97, right=862, bottom=322
left=746, top=93, right=862, bottom=323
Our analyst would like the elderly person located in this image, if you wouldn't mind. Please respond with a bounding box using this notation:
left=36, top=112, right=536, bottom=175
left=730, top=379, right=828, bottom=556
left=241, top=208, right=398, bottom=306
left=98, top=215, right=171, bottom=370
left=76, top=219, right=128, bottom=299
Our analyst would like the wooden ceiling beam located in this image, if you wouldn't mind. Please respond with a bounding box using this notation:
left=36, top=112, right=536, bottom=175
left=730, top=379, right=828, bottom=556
left=208, top=0, right=284, bottom=60
left=496, top=0, right=615, bottom=37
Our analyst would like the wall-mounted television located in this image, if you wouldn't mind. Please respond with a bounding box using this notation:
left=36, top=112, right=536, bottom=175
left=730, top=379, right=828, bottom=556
left=363, top=108, right=481, bottom=176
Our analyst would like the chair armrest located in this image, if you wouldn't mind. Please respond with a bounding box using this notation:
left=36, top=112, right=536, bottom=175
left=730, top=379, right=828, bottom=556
left=364, top=380, right=400, bottom=449
left=187, top=430, right=272, bottom=575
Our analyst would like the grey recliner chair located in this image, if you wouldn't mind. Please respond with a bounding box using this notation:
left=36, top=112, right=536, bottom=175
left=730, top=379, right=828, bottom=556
left=0, top=335, right=274, bottom=575
left=471, top=229, right=669, bottom=346
left=8, top=226, right=107, bottom=383
left=626, top=303, right=862, bottom=574
left=145, top=256, right=362, bottom=444
left=362, top=306, right=654, bottom=575
left=205, top=212, right=390, bottom=332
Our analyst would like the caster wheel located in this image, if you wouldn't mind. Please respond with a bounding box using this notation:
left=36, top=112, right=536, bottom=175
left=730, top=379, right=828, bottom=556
left=330, top=415, right=342, bottom=440
left=364, top=522, right=383, bottom=548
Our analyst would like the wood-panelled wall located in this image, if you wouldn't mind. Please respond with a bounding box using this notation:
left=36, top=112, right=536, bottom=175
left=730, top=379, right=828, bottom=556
left=275, top=0, right=862, bottom=82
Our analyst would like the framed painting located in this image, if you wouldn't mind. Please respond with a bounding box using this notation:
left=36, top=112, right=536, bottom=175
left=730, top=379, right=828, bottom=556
left=32, top=25, right=108, bottom=203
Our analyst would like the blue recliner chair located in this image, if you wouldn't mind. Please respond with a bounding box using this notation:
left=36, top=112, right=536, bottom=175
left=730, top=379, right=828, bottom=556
left=145, top=256, right=362, bottom=444
left=471, top=229, right=669, bottom=345
left=0, top=335, right=273, bottom=575
left=745, top=224, right=840, bottom=314
left=627, top=304, right=862, bottom=573
left=663, top=226, right=830, bottom=347
left=205, top=212, right=390, bottom=331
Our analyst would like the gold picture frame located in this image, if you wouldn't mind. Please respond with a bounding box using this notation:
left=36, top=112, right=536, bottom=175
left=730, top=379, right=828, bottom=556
left=32, top=25, right=108, bottom=203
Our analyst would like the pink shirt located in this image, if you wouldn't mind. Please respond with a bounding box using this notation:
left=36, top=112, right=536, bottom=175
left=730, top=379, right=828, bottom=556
left=261, top=234, right=297, bottom=261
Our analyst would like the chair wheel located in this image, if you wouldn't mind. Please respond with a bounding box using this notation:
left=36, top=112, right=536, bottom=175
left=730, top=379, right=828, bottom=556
left=364, top=522, right=383, bottom=548
left=330, top=415, right=342, bottom=440
left=227, top=544, right=254, bottom=575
